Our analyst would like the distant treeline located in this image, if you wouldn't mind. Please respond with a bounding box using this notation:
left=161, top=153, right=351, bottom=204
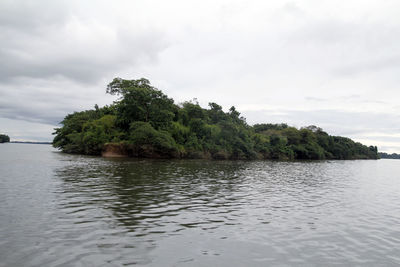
left=378, top=152, right=400, bottom=159
left=53, top=78, right=378, bottom=160
left=10, top=141, right=52, bottom=145
left=0, top=134, right=10, bottom=143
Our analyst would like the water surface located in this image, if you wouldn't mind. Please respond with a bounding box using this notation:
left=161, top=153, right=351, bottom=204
left=0, top=143, right=399, bottom=266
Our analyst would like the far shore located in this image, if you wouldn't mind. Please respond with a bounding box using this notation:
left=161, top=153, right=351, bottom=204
left=9, top=141, right=52, bottom=145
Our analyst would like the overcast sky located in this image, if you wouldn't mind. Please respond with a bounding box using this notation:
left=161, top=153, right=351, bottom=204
left=1, top=0, right=400, bottom=152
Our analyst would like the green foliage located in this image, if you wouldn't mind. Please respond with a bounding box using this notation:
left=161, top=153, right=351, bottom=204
left=52, top=106, right=120, bottom=155
left=129, top=121, right=179, bottom=158
left=254, top=123, right=288, bottom=133
left=169, top=121, right=190, bottom=145
left=107, top=77, right=176, bottom=130
left=81, top=115, right=122, bottom=155
left=0, top=134, right=10, bottom=143
left=53, top=78, right=379, bottom=160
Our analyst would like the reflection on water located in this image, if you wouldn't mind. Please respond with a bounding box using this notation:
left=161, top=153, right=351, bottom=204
left=1, top=144, right=400, bottom=266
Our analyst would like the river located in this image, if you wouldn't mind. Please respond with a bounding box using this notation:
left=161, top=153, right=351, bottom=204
left=0, top=143, right=399, bottom=266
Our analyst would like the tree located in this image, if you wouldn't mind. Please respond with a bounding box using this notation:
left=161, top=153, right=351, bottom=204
left=208, top=102, right=224, bottom=124
left=107, top=78, right=176, bottom=130
left=0, top=134, right=10, bottom=143
left=53, top=106, right=119, bottom=154
left=129, top=121, right=179, bottom=158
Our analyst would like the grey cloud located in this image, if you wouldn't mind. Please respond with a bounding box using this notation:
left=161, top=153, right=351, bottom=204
left=0, top=1, right=169, bottom=83
left=361, top=100, right=388, bottom=105
left=292, top=18, right=400, bottom=48
left=282, top=2, right=304, bottom=16
left=339, top=94, right=361, bottom=100
left=0, top=30, right=168, bottom=83
left=306, top=95, right=387, bottom=105
left=305, top=97, right=327, bottom=102
left=299, top=21, right=358, bottom=44
left=334, top=56, right=400, bottom=76
left=0, top=0, right=71, bottom=31
left=365, top=136, right=400, bottom=143
left=0, top=101, right=65, bottom=125
left=0, top=0, right=169, bottom=129
left=285, top=14, right=400, bottom=79
left=0, top=77, right=114, bottom=125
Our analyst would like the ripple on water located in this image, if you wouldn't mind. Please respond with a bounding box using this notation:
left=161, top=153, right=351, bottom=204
left=1, top=145, right=400, bottom=266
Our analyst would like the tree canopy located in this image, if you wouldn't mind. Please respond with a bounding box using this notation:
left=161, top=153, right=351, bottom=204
left=0, top=134, right=10, bottom=143
left=53, top=78, right=379, bottom=160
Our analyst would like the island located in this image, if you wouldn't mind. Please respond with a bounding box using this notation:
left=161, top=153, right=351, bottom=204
left=53, top=78, right=378, bottom=160
left=0, top=134, right=10, bottom=143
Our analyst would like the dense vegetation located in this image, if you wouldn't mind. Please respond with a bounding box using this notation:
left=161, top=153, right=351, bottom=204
left=53, top=78, right=378, bottom=160
left=0, top=134, right=10, bottom=143
left=378, top=152, right=400, bottom=159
